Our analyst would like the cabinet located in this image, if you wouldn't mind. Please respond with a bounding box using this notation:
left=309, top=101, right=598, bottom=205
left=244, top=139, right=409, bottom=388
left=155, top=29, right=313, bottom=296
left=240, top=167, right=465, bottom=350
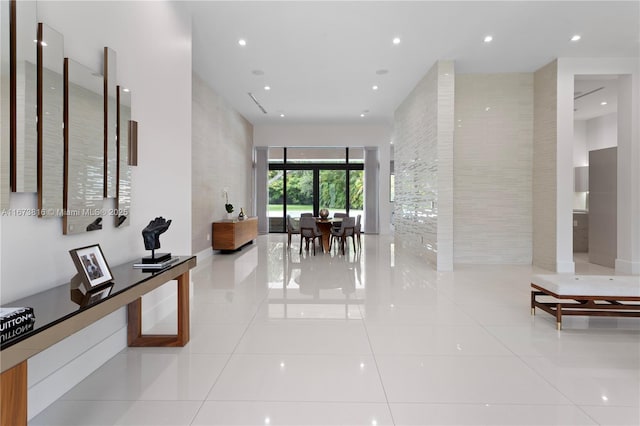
left=573, top=212, right=588, bottom=253
left=212, top=217, right=258, bottom=251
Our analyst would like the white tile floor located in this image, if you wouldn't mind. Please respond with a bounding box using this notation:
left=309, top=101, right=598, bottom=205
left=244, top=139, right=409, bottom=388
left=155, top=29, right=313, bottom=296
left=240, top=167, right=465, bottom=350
left=32, top=234, right=640, bottom=425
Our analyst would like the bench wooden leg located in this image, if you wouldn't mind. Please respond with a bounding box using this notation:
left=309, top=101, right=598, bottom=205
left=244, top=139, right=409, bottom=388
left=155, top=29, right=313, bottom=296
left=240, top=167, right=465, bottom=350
left=556, top=303, right=562, bottom=330
left=1, top=361, right=27, bottom=426
left=531, top=291, right=536, bottom=315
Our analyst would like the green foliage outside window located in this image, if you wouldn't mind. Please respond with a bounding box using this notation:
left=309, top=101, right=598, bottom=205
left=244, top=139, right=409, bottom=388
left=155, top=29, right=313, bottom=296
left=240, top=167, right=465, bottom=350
left=268, top=169, right=363, bottom=210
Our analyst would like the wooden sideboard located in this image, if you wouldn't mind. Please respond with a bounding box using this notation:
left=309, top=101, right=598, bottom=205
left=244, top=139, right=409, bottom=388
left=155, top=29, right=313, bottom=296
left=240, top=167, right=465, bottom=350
left=212, top=217, right=258, bottom=251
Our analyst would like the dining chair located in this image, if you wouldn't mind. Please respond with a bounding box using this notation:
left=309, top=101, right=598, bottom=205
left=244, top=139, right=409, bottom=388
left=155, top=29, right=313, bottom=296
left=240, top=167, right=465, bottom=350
left=286, top=214, right=300, bottom=248
left=354, top=214, right=362, bottom=250
left=332, top=212, right=348, bottom=231
left=330, top=216, right=355, bottom=255
left=299, top=216, right=322, bottom=255
left=300, top=213, right=313, bottom=218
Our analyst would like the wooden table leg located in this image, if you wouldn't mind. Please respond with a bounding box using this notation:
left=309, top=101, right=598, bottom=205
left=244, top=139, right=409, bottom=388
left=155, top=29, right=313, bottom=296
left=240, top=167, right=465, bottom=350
left=127, top=271, right=190, bottom=347
left=315, top=221, right=332, bottom=253
left=1, top=361, right=27, bottom=426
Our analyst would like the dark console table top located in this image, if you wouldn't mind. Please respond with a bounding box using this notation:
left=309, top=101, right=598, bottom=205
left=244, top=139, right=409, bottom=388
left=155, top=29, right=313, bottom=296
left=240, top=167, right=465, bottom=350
left=1, top=256, right=195, bottom=351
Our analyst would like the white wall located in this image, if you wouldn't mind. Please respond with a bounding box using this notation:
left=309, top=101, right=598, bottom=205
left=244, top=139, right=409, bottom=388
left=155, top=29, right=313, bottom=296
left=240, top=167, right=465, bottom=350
left=574, top=120, right=588, bottom=167
left=587, top=113, right=618, bottom=152
left=0, top=1, right=192, bottom=418
left=454, top=73, right=533, bottom=264
left=253, top=123, right=393, bottom=234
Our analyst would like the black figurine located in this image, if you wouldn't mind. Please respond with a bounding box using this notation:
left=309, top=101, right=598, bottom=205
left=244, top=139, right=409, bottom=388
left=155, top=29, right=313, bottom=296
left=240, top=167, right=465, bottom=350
left=141, top=217, right=172, bottom=263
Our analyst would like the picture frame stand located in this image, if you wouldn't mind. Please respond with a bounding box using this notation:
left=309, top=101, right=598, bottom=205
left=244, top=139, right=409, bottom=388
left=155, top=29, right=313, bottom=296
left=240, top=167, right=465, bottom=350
left=70, top=275, right=113, bottom=307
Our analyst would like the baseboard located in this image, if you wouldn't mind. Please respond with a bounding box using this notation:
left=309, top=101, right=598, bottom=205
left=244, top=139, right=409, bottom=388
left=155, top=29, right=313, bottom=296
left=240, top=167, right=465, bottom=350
left=27, top=325, right=127, bottom=419
left=615, top=258, right=640, bottom=275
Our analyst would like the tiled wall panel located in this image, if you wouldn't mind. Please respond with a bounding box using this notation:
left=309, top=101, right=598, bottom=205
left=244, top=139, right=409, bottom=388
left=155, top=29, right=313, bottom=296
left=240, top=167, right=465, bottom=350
left=454, top=73, right=533, bottom=264
left=533, top=60, right=558, bottom=271
left=192, top=73, right=253, bottom=254
left=394, top=61, right=454, bottom=269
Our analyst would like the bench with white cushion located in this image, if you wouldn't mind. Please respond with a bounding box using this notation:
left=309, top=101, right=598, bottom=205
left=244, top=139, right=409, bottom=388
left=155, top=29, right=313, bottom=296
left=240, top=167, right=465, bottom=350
left=531, top=274, right=640, bottom=330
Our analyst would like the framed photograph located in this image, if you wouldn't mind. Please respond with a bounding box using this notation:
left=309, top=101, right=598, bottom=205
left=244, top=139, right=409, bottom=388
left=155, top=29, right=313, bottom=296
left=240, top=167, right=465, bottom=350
left=69, top=244, right=113, bottom=289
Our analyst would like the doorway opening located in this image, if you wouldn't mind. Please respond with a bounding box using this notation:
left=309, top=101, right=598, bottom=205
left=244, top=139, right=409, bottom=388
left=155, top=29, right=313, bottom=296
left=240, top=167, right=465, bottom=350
left=572, top=74, right=620, bottom=274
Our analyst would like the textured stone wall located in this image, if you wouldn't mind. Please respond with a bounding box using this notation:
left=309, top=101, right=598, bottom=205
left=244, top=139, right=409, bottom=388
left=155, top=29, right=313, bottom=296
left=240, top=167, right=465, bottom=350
left=454, top=73, right=534, bottom=264
left=192, top=73, right=253, bottom=254
left=393, top=61, right=454, bottom=270
left=533, top=60, right=558, bottom=271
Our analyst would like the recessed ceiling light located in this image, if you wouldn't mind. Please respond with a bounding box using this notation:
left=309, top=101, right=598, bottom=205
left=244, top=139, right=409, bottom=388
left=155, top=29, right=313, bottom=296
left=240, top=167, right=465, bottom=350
left=483, top=35, right=493, bottom=43
left=41, top=41, right=48, bottom=47
left=392, top=37, right=401, bottom=45
left=264, top=86, right=271, bottom=91
left=280, top=113, right=285, bottom=117
left=123, top=88, right=130, bottom=93
left=360, top=113, right=365, bottom=118
left=600, top=101, right=608, bottom=106
left=372, top=85, right=379, bottom=91
left=571, top=35, right=581, bottom=42
left=238, top=39, right=247, bottom=46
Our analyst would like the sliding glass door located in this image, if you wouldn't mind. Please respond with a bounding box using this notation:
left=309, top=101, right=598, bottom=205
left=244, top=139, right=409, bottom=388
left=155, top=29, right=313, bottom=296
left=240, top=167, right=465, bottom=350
left=268, top=147, right=364, bottom=233
left=286, top=170, right=314, bottom=217
left=319, top=170, right=347, bottom=216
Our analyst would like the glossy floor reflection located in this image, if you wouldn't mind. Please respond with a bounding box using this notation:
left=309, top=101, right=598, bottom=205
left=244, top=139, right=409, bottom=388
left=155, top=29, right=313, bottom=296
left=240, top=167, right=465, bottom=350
left=32, top=234, right=640, bottom=425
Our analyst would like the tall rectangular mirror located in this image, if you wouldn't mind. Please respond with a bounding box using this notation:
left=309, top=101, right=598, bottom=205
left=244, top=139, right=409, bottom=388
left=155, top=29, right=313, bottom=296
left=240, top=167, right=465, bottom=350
left=0, top=0, right=10, bottom=208
left=104, top=47, right=117, bottom=198
left=64, top=58, right=104, bottom=234
left=37, top=22, right=64, bottom=217
left=116, top=85, right=131, bottom=227
left=12, top=0, right=37, bottom=192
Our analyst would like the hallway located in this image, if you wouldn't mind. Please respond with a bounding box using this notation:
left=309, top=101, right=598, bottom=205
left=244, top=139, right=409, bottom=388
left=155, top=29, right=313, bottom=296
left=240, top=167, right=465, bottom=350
left=32, top=234, right=640, bottom=425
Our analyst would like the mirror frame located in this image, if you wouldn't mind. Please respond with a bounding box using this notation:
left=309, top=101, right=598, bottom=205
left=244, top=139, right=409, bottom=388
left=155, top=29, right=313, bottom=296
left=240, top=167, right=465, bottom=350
left=0, top=0, right=10, bottom=208
left=63, top=57, right=105, bottom=234
left=115, top=85, right=131, bottom=227
left=10, top=0, right=37, bottom=193
left=104, top=47, right=117, bottom=198
left=37, top=22, right=64, bottom=217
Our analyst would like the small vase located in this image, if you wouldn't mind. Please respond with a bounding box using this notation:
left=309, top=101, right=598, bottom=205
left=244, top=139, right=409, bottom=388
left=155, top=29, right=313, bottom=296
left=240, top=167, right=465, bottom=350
left=238, top=208, right=245, bottom=220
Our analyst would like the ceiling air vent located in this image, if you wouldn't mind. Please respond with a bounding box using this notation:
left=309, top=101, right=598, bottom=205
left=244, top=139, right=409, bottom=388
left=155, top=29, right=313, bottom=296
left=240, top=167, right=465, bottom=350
left=574, top=87, right=604, bottom=100
left=248, top=92, right=267, bottom=114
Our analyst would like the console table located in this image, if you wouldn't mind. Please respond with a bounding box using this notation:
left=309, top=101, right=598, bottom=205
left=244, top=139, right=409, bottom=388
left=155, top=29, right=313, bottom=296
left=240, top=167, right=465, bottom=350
left=0, top=255, right=196, bottom=426
left=212, top=216, right=258, bottom=251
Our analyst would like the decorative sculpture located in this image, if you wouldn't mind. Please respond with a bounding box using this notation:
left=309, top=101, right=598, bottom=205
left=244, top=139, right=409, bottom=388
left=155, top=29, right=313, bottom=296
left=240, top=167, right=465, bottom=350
left=141, top=216, right=172, bottom=263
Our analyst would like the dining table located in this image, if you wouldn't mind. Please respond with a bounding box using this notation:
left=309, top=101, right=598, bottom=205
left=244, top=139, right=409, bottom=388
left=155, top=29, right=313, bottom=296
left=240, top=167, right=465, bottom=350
left=314, top=217, right=342, bottom=253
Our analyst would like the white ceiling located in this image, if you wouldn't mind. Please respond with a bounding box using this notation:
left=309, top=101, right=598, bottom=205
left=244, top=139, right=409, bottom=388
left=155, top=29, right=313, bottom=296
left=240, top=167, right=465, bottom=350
left=573, top=75, right=618, bottom=121
left=188, top=1, right=639, bottom=125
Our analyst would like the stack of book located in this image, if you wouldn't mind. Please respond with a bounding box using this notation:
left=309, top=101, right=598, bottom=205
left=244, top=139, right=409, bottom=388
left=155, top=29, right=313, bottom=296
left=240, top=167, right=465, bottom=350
left=1, top=307, right=36, bottom=345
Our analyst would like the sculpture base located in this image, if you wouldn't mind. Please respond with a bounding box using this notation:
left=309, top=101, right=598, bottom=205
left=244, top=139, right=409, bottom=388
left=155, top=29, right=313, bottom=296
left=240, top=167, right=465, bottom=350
left=142, top=253, right=172, bottom=264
